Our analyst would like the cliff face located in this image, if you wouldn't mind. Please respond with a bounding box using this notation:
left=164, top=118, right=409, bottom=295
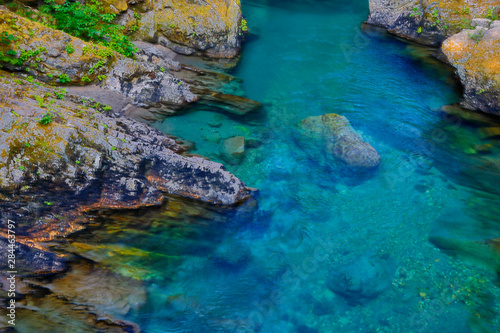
left=367, top=0, right=500, bottom=114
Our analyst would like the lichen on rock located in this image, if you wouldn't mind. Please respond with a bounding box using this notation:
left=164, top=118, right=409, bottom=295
left=442, top=19, right=500, bottom=114
left=133, top=0, right=244, bottom=58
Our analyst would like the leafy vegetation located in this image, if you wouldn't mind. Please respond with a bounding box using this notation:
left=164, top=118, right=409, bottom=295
left=58, top=73, right=70, bottom=83
left=37, top=0, right=137, bottom=57
left=240, top=18, right=248, bottom=32
left=485, top=6, right=499, bottom=21
left=0, top=31, right=18, bottom=45
left=468, top=29, right=485, bottom=43
left=38, top=112, right=54, bottom=125
left=65, top=43, right=75, bottom=54
left=409, top=7, right=422, bottom=18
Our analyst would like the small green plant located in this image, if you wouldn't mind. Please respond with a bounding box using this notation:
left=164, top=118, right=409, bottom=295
left=111, top=146, right=116, bottom=150
left=58, top=73, right=70, bottom=83
left=103, top=105, right=112, bottom=111
left=241, top=19, right=248, bottom=32
left=34, top=94, right=45, bottom=107
left=97, top=74, right=107, bottom=81
left=160, top=66, right=165, bottom=72
left=65, top=43, right=75, bottom=54
left=44, top=201, right=53, bottom=206
left=54, top=88, right=66, bottom=99
left=81, top=75, right=91, bottom=82
left=409, top=7, right=422, bottom=18
left=486, top=6, right=499, bottom=20
left=19, top=166, right=25, bottom=171
left=38, top=112, right=54, bottom=125
left=170, top=23, right=176, bottom=28
left=417, top=27, right=423, bottom=34
left=0, top=31, right=18, bottom=45
left=75, top=159, right=81, bottom=164
left=468, top=30, right=485, bottom=43
left=476, top=88, right=486, bottom=94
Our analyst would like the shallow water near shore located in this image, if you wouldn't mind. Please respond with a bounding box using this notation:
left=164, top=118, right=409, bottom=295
left=68, top=0, right=500, bottom=332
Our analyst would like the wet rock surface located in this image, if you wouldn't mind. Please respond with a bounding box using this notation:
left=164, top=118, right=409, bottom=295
left=298, top=114, right=381, bottom=169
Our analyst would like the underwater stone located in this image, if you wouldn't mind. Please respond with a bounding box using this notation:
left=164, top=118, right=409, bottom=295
left=298, top=113, right=380, bottom=169
left=222, top=136, right=246, bottom=165
left=326, top=255, right=395, bottom=305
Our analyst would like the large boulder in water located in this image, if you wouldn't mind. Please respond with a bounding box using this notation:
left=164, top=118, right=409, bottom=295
left=298, top=114, right=380, bottom=169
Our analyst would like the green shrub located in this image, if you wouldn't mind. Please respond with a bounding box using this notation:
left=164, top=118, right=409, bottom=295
left=38, top=0, right=137, bottom=57
left=58, top=73, right=70, bottom=83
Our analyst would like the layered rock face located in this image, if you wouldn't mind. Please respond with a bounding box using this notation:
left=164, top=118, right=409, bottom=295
left=0, top=73, right=249, bottom=216
left=298, top=114, right=381, bottom=169
left=367, top=0, right=500, bottom=114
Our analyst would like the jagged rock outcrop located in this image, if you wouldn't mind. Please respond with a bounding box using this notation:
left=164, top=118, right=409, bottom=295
left=442, top=20, right=500, bottom=114
left=0, top=7, right=197, bottom=110
left=298, top=114, right=381, bottom=169
left=366, top=0, right=498, bottom=45
left=0, top=72, right=249, bottom=227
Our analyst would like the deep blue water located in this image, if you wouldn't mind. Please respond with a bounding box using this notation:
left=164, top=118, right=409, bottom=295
left=73, top=1, right=500, bottom=332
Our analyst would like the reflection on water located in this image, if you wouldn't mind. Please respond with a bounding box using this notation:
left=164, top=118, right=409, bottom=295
left=36, top=0, right=500, bottom=332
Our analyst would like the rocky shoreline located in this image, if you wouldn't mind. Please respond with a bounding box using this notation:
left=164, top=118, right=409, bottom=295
left=366, top=0, right=500, bottom=115
left=0, top=1, right=257, bottom=331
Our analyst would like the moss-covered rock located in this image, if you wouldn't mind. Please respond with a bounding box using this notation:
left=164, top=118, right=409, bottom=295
left=133, top=0, right=244, bottom=58
left=0, top=7, right=197, bottom=110
left=367, top=0, right=499, bottom=46
left=442, top=20, right=500, bottom=114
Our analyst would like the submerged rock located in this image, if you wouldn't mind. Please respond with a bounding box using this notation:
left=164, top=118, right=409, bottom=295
left=298, top=114, right=380, bottom=169
left=221, top=136, right=246, bottom=165
left=326, top=255, right=395, bottom=305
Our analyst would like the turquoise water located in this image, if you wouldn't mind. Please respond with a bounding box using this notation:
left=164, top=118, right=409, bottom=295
left=73, top=1, right=500, bottom=332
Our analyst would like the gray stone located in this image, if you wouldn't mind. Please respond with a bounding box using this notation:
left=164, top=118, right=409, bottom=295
left=222, top=136, right=245, bottom=164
